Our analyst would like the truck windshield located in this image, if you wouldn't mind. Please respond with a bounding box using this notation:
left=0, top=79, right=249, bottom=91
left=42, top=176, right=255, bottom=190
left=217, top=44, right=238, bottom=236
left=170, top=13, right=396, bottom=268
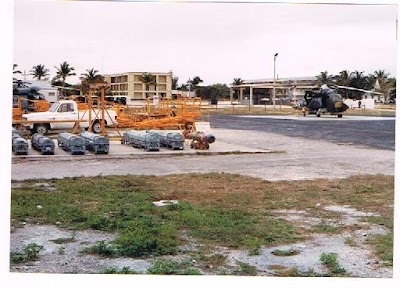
left=49, top=103, right=59, bottom=112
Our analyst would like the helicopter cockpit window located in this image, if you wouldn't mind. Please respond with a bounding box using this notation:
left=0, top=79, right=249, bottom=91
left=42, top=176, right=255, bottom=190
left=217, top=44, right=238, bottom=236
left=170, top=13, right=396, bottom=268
left=329, top=93, right=342, bottom=102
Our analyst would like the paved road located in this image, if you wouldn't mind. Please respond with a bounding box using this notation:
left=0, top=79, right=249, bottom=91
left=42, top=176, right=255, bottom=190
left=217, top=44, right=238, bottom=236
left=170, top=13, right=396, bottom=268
left=205, top=114, right=396, bottom=151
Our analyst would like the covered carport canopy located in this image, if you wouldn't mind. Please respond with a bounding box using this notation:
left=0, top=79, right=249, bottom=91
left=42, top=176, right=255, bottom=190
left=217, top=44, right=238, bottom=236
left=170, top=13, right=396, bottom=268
left=229, top=83, right=318, bottom=105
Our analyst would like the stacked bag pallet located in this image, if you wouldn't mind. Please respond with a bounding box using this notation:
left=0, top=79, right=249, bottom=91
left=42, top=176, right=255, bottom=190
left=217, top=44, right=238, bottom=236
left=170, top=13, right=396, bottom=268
left=121, top=130, right=160, bottom=152
left=31, top=133, right=55, bottom=155
left=11, top=128, right=28, bottom=155
left=79, top=132, right=110, bottom=154
left=57, top=132, right=86, bottom=155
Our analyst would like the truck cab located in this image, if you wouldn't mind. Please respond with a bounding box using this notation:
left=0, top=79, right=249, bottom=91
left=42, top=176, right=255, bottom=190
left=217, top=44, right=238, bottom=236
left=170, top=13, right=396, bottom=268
left=22, top=100, right=118, bottom=135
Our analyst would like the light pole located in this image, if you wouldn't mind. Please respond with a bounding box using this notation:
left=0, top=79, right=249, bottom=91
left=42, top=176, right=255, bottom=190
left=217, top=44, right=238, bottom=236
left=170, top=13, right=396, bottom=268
left=187, top=78, right=191, bottom=98
left=273, top=53, right=278, bottom=111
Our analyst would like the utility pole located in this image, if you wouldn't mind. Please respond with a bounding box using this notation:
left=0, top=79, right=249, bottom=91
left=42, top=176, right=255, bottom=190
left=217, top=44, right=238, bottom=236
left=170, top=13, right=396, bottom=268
left=273, top=53, right=279, bottom=111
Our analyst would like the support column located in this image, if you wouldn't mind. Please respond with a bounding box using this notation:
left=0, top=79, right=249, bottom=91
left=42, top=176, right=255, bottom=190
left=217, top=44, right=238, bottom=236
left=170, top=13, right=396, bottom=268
left=249, top=86, right=253, bottom=106
left=230, top=87, right=234, bottom=102
left=240, top=88, right=243, bottom=103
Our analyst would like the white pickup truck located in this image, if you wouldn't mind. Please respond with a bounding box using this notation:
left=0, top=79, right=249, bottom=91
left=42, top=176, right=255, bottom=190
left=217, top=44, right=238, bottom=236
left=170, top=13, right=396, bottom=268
left=22, top=100, right=118, bottom=135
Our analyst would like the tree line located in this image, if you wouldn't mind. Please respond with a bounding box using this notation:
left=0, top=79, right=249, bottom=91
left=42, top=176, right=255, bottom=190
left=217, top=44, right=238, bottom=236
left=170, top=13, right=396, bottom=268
left=316, top=70, right=396, bottom=99
left=13, top=63, right=396, bottom=100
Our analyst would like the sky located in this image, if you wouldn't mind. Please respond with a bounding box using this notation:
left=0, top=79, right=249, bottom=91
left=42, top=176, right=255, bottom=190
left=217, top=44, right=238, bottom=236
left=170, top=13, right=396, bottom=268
left=11, top=0, right=398, bottom=86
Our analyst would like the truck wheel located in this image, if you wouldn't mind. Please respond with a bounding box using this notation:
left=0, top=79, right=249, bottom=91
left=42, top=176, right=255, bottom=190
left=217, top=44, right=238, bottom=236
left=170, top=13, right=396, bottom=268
left=338, top=114, right=343, bottom=118
left=34, top=124, right=49, bottom=135
left=92, top=120, right=103, bottom=134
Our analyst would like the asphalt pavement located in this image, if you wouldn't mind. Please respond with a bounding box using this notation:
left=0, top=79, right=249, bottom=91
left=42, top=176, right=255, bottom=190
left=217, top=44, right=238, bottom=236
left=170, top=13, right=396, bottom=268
left=205, top=114, right=396, bottom=151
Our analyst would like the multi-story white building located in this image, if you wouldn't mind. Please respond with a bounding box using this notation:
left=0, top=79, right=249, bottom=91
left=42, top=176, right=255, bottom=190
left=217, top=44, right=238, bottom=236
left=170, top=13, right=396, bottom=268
left=103, top=71, right=173, bottom=104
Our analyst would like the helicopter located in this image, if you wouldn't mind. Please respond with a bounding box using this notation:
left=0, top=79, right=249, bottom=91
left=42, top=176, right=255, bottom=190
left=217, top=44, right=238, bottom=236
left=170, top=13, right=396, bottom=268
left=301, top=84, right=349, bottom=118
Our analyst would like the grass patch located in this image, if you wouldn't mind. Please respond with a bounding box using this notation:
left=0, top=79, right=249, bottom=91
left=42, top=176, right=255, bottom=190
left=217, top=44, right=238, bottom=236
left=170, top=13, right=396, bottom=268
left=344, top=237, right=357, bottom=247
left=51, top=237, right=75, bottom=244
left=101, top=266, right=138, bottom=274
left=310, top=222, right=342, bottom=234
left=320, top=252, right=346, bottom=276
left=11, top=174, right=394, bottom=264
left=362, top=216, right=393, bottom=230
left=366, top=232, right=393, bottom=266
left=196, top=253, right=227, bottom=267
left=10, top=243, right=44, bottom=264
left=147, top=259, right=202, bottom=275
left=272, top=266, right=319, bottom=277
left=234, top=261, right=258, bottom=276
left=271, top=248, right=300, bottom=256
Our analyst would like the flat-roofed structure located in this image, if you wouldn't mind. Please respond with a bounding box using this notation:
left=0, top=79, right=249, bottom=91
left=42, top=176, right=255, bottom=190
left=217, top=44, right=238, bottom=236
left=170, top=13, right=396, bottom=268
left=230, top=76, right=318, bottom=105
left=103, top=71, right=173, bottom=104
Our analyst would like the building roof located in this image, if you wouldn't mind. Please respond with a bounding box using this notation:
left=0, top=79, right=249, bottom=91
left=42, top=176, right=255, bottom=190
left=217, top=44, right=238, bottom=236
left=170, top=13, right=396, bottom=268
left=243, top=76, right=317, bottom=84
left=104, top=71, right=172, bottom=77
left=20, top=80, right=57, bottom=90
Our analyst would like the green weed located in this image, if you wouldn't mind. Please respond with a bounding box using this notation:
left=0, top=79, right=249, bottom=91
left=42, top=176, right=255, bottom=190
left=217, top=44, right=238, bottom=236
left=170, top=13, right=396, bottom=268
left=101, top=266, right=138, bottom=274
left=10, top=243, right=44, bottom=264
left=235, top=261, right=258, bottom=276
left=366, top=232, right=393, bottom=266
left=84, top=240, right=117, bottom=257
left=58, top=246, right=65, bottom=255
left=147, top=259, right=202, bottom=275
left=51, top=237, right=75, bottom=244
left=320, top=252, right=346, bottom=275
left=344, top=237, right=357, bottom=247
left=311, top=221, right=341, bottom=234
left=271, top=248, right=300, bottom=256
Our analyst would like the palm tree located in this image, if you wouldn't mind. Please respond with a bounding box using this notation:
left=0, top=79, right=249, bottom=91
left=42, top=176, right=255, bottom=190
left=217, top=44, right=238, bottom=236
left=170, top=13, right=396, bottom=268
left=334, top=70, right=353, bottom=86
left=53, top=61, right=76, bottom=96
left=81, top=68, right=103, bottom=83
left=316, top=71, right=334, bottom=86
left=80, top=68, right=104, bottom=95
left=374, top=69, right=390, bottom=81
left=190, top=76, right=203, bottom=87
left=13, top=64, right=22, bottom=75
left=373, top=69, right=390, bottom=92
left=232, top=78, right=243, bottom=86
left=350, top=71, right=368, bottom=89
left=171, top=76, right=179, bottom=90
left=139, top=73, right=156, bottom=98
left=365, top=73, right=377, bottom=91
left=30, top=64, right=50, bottom=81
left=187, top=76, right=204, bottom=97
left=387, top=77, right=396, bottom=100
left=13, top=64, right=22, bottom=81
